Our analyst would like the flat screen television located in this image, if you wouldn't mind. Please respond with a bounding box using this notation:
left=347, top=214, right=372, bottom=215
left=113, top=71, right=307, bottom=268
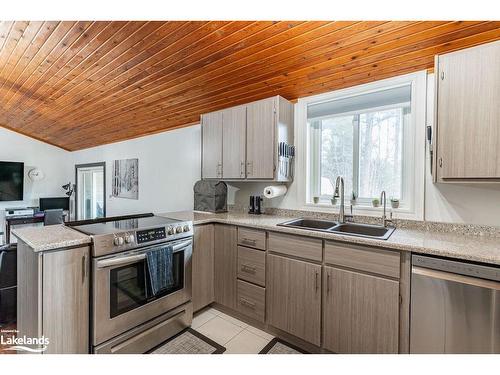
left=0, top=161, right=24, bottom=201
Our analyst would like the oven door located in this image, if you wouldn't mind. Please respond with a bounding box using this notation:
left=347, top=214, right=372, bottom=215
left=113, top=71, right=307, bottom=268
left=92, top=238, right=192, bottom=346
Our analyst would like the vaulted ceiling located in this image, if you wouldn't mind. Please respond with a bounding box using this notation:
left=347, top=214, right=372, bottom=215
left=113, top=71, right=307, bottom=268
left=0, top=21, right=499, bottom=150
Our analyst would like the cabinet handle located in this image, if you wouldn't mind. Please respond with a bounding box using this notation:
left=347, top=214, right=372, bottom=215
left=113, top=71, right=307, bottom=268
left=438, top=158, right=443, bottom=168
left=240, top=161, right=245, bottom=177
left=440, top=71, right=445, bottom=80
left=315, top=271, right=319, bottom=292
left=327, top=273, right=330, bottom=294
left=246, top=161, right=253, bottom=176
left=216, top=163, right=222, bottom=178
left=82, top=254, right=87, bottom=284
left=241, top=238, right=256, bottom=246
left=239, top=297, right=256, bottom=309
left=241, top=264, right=257, bottom=274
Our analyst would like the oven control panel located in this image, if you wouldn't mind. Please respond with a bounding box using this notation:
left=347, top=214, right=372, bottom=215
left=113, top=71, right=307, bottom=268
left=136, top=227, right=166, bottom=244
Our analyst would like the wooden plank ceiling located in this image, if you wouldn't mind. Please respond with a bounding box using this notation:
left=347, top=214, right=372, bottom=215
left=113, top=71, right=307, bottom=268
left=0, top=21, right=499, bottom=151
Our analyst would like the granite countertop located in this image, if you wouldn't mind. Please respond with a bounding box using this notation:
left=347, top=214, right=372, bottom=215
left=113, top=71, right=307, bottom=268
left=160, top=210, right=500, bottom=266
left=12, top=224, right=91, bottom=252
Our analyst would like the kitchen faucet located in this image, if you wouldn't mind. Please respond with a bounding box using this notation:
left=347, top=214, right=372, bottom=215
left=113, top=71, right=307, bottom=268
left=380, top=190, right=393, bottom=227
left=334, top=176, right=353, bottom=223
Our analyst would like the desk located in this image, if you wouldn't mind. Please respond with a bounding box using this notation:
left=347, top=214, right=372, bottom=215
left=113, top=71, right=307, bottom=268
left=4, top=213, right=67, bottom=243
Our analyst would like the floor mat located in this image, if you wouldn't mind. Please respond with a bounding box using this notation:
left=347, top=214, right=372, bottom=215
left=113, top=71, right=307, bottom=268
left=259, top=338, right=307, bottom=354
left=149, top=328, right=225, bottom=354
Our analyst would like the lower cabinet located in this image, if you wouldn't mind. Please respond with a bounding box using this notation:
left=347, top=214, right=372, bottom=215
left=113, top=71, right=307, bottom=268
left=214, top=224, right=238, bottom=309
left=266, top=254, right=322, bottom=346
left=323, top=266, right=400, bottom=353
left=17, top=240, right=90, bottom=354
left=192, top=224, right=215, bottom=312
left=236, top=279, right=265, bottom=322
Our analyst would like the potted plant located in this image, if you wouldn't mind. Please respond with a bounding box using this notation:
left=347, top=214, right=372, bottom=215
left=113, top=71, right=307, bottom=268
left=313, top=196, right=320, bottom=204
left=350, top=192, right=357, bottom=206
left=372, top=197, right=380, bottom=207
left=390, top=198, right=400, bottom=209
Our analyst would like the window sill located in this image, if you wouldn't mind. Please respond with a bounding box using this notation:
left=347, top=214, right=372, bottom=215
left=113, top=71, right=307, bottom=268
left=301, top=202, right=417, bottom=220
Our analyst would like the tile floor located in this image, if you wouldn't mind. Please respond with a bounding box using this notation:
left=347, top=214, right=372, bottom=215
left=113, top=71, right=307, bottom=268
left=192, top=307, right=274, bottom=354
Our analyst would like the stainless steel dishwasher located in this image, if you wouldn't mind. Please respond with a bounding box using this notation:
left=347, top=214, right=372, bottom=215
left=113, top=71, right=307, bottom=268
left=410, top=255, right=500, bottom=353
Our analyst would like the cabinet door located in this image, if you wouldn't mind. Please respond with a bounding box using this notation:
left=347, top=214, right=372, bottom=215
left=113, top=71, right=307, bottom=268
left=43, top=246, right=90, bottom=354
left=323, top=266, right=399, bottom=353
left=202, top=111, right=223, bottom=179
left=246, top=97, right=275, bottom=179
left=436, top=41, right=500, bottom=179
left=214, top=224, right=237, bottom=309
left=267, top=254, right=321, bottom=345
left=193, top=224, right=215, bottom=312
left=222, top=106, right=246, bottom=179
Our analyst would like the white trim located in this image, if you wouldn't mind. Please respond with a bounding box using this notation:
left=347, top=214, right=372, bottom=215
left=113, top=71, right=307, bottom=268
left=296, top=70, right=427, bottom=220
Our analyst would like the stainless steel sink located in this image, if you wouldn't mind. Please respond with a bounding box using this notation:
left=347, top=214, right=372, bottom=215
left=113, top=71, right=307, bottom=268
left=329, top=222, right=395, bottom=240
left=277, top=218, right=337, bottom=231
left=277, top=218, right=395, bottom=240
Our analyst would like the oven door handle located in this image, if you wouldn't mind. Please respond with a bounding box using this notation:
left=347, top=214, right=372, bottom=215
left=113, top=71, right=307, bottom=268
left=96, top=239, right=192, bottom=269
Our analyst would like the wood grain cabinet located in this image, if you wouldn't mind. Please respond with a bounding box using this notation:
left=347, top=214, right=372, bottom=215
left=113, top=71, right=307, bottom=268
left=192, top=224, right=215, bottom=312
left=201, top=111, right=223, bottom=179
left=434, top=41, right=500, bottom=182
left=213, top=224, right=238, bottom=309
left=322, top=266, right=400, bottom=354
left=201, top=95, right=294, bottom=181
left=222, top=106, right=247, bottom=179
left=17, top=241, right=90, bottom=354
left=266, top=254, right=321, bottom=346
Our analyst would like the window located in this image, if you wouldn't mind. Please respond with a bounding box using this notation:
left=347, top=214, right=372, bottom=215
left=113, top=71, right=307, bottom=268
left=307, top=84, right=414, bottom=208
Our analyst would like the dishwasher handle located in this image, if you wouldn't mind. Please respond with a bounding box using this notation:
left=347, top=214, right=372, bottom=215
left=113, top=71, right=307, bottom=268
left=412, top=266, right=500, bottom=291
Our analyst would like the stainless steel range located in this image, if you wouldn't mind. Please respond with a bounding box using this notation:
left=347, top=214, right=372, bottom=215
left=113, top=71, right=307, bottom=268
left=69, top=213, right=193, bottom=354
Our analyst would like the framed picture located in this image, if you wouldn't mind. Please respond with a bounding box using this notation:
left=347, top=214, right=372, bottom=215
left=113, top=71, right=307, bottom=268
left=112, top=158, right=139, bottom=199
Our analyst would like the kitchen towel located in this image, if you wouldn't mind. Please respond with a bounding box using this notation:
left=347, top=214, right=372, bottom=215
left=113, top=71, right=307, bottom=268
left=146, top=245, right=174, bottom=296
left=263, top=185, right=287, bottom=199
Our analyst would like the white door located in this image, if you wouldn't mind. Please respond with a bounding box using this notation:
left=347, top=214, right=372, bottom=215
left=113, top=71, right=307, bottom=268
left=76, top=164, right=105, bottom=220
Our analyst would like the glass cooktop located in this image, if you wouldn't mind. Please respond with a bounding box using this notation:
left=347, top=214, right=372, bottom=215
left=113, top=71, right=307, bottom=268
left=71, top=215, right=182, bottom=236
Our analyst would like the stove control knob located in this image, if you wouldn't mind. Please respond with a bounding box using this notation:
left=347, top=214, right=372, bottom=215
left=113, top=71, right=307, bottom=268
left=125, top=234, right=134, bottom=244
left=167, top=226, right=175, bottom=235
left=183, top=225, right=191, bottom=232
left=114, top=237, right=124, bottom=246
left=176, top=226, right=183, bottom=234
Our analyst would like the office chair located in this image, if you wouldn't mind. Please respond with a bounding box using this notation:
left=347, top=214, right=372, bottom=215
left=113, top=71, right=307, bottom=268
left=44, top=209, right=64, bottom=226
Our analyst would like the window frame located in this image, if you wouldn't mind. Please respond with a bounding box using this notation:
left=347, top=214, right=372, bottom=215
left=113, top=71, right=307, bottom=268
left=296, top=71, right=427, bottom=220
left=312, top=102, right=410, bottom=206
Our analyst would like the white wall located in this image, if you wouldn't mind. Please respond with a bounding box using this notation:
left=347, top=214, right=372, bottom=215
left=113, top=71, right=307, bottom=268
left=70, top=125, right=201, bottom=217
left=2, top=73, right=500, bottom=227
left=0, top=127, right=72, bottom=235
left=230, top=73, right=500, bottom=227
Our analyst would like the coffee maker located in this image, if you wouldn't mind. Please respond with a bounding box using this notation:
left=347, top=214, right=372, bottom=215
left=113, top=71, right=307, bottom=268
left=248, top=195, right=264, bottom=215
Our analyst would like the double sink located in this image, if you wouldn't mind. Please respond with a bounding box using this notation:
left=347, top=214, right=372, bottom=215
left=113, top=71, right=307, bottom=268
left=277, top=218, right=395, bottom=240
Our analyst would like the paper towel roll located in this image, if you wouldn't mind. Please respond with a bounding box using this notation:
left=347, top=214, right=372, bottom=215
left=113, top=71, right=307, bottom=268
left=263, top=185, right=287, bottom=199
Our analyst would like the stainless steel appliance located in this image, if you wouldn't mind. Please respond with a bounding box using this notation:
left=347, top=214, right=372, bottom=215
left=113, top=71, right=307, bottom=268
left=410, top=255, right=500, bottom=353
left=70, top=214, right=193, bottom=354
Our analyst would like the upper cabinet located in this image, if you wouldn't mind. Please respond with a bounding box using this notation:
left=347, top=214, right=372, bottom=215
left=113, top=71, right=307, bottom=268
left=222, top=106, right=247, bottom=179
left=201, top=95, right=294, bottom=181
left=246, top=97, right=276, bottom=179
left=201, top=111, right=223, bottom=179
left=434, top=41, right=500, bottom=182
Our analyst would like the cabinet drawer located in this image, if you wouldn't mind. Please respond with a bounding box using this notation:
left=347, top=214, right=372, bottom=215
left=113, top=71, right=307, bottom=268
left=268, top=232, right=322, bottom=262
left=237, top=246, right=266, bottom=287
left=324, top=241, right=400, bottom=279
left=238, top=227, right=266, bottom=250
left=237, top=280, right=265, bottom=322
